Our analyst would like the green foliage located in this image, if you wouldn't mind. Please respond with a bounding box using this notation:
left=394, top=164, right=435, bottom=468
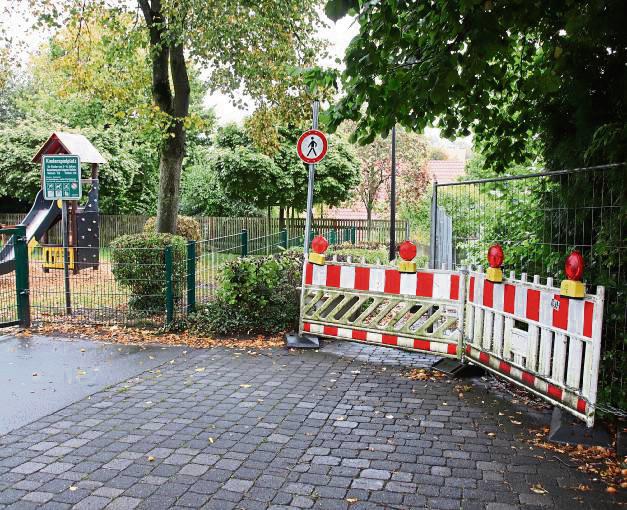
left=110, top=233, right=187, bottom=314
left=179, top=160, right=261, bottom=217
left=198, top=124, right=360, bottom=213
left=322, top=0, right=627, bottom=171
left=213, top=147, right=289, bottom=210
left=144, top=216, right=201, bottom=242
left=0, top=120, right=159, bottom=214
left=189, top=251, right=302, bottom=335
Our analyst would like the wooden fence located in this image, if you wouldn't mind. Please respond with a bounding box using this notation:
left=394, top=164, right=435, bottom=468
left=0, top=213, right=410, bottom=248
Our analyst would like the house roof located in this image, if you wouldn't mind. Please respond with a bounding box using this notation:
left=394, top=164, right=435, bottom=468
left=32, top=132, right=107, bottom=164
left=427, top=159, right=466, bottom=184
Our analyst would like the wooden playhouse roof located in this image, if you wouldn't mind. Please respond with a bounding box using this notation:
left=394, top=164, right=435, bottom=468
left=32, top=132, right=107, bottom=164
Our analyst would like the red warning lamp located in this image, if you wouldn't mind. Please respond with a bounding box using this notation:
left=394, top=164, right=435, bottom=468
left=487, top=244, right=504, bottom=268
left=399, top=240, right=417, bottom=261
left=486, top=243, right=504, bottom=283
left=564, top=250, right=584, bottom=281
left=561, top=250, right=585, bottom=298
left=308, top=235, right=328, bottom=265
left=398, top=240, right=417, bottom=273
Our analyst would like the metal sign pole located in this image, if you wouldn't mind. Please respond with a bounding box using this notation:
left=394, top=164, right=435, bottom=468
left=61, top=201, right=72, bottom=315
left=303, top=100, right=320, bottom=254
left=389, top=125, right=397, bottom=262
left=288, top=100, right=322, bottom=349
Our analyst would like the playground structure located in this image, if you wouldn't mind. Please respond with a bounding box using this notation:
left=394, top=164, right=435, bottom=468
left=0, top=132, right=105, bottom=276
left=300, top=237, right=605, bottom=427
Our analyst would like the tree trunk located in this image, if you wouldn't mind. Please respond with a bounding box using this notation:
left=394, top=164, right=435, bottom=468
left=366, top=206, right=372, bottom=242
left=156, top=124, right=186, bottom=233
left=139, top=0, right=190, bottom=234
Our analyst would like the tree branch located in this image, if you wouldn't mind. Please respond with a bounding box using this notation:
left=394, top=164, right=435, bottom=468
left=170, top=42, right=190, bottom=119
left=138, top=0, right=172, bottom=114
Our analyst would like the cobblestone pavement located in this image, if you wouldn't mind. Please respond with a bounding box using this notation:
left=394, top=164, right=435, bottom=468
left=0, top=340, right=623, bottom=510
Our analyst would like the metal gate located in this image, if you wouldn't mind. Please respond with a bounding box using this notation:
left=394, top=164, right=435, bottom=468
left=300, top=259, right=466, bottom=357
left=464, top=267, right=604, bottom=426
left=0, top=226, right=30, bottom=328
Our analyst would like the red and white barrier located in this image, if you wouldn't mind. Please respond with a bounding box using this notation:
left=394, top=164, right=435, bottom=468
left=464, top=268, right=604, bottom=426
left=304, top=262, right=462, bottom=301
left=301, top=260, right=466, bottom=358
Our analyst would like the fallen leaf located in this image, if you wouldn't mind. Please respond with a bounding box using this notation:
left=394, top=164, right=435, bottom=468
left=195, top=367, right=205, bottom=372
left=606, top=486, right=617, bottom=494
left=240, top=384, right=251, bottom=388
left=208, top=437, right=214, bottom=444
left=530, top=484, right=548, bottom=495
left=147, top=456, right=155, bottom=462
left=69, top=486, right=77, bottom=491
left=346, top=498, right=358, bottom=503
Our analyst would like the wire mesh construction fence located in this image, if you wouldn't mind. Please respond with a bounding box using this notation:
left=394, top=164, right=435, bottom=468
left=431, top=163, right=626, bottom=415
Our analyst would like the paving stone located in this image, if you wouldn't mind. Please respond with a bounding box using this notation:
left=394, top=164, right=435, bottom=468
left=73, top=495, right=111, bottom=510
left=222, top=479, right=253, bottom=493
left=178, top=464, right=208, bottom=477
left=104, top=496, right=141, bottom=509
left=2, top=341, right=618, bottom=510
left=359, top=469, right=390, bottom=480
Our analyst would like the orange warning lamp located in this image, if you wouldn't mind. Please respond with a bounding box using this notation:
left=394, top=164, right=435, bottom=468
left=309, top=235, right=328, bottom=265
left=486, top=244, right=504, bottom=283
left=560, top=250, right=585, bottom=298
left=398, top=240, right=417, bottom=273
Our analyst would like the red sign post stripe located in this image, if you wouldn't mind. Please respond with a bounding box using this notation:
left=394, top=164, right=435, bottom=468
left=354, top=267, right=370, bottom=290
left=416, top=272, right=434, bottom=297
left=526, top=289, right=540, bottom=321
left=384, top=270, right=400, bottom=294
left=414, top=339, right=431, bottom=351
left=382, top=335, right=398, bottom=345
left=503, top=284, right=515, bottom=313
left=305, top=263, right=313, bottom=285
left=583, top=301, right=594, bottom=338
left=469, top=276, right=475, bottom=302
left=450, top=274, right=460, bottom=300
left=352, top=329, right=367, bottom=341
left=323, top=326, right=338, bottom=337
left=483, top=280, right=494, bottom=308
left=552, top=294, right=569, bottom=330
left=325, top=265, right=341, bottom=288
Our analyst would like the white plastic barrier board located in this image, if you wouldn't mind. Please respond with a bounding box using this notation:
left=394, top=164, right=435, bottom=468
left=464, top=268, right=604, bottom=427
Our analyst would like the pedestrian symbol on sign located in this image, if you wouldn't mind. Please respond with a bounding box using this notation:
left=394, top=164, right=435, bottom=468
left=297, top=129, right=328, bottom=164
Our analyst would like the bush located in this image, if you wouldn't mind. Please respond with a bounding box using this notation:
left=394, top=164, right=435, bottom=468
left=329, top=242, right=428, bottom=267
left=111, top=233, right=187, bottom=314
left=143, top=216, right=201, bottom=242
left=189, top=251, right=302, bottom=335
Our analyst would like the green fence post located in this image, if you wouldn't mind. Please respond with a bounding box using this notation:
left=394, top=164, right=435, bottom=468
left=350, top=226, right=356, bottom=244
left=14, top=226, right=30, bottom=328
left=329, top=229, right=337, bottom=245
left=343, top=228, right=350, bottom=242
left=280, top=229, right=288, bottom=250
left=186, top=241, right=196, bottom=314
left=165, top=245, right=174, bottom=325
left=241, top=229, right=248, bottom=257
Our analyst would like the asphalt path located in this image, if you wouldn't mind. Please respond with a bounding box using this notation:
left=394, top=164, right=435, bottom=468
left=0, top=333, right=187, bottom=435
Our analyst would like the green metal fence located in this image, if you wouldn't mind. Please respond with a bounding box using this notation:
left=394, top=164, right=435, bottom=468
left=0, top=226, right=30, bottom=328
left=0, top=226, right=360, bottom=329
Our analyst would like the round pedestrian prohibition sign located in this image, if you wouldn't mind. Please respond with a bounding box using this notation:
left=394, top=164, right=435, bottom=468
left=297, top=129, right=328, bottom=164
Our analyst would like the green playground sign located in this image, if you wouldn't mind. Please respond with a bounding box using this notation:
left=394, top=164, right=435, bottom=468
left=42, top=155, right=82, bottom=200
